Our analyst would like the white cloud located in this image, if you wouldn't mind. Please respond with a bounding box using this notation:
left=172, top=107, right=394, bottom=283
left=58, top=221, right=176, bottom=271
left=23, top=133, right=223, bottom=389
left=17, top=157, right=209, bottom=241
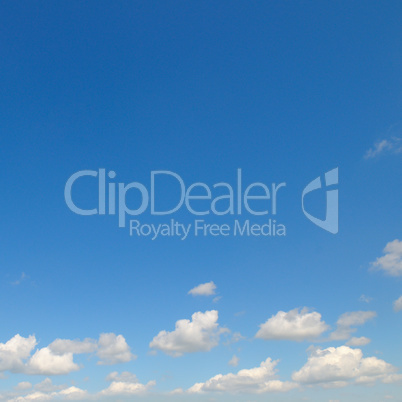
left=255, top=308, right=329, bottom=341
left=365, top=137, right=402, bottom=159
left=99, top=371, right=155, bottom=396
left=336, top=311, right=376, bottom=327
left=372, top=239, right=402, bottom=276
left=228, top=355, right=239, bottom=367
left=0, top=334, right=37, bottom=373
left=57, top=386, right=89, bottom=400
left=188, top=281, right=217, bottom=296
left=97, top=333, right=136, bottom=365
left=99, top=381, right=154, bottom=396
left=346, top=337, right=371, bottom=347
left=27, top=347, right=79, bottom=375
left=150, top=310, right=225, bottom=356
left=188, top=358, right=297, bottom=394
left=169, top=388, right=184, bottom=395
left=393, top=296, right=402, bottom=312
left=329, top=311, right=376, bottom=340
left=292, top=346, right=401, bottom=386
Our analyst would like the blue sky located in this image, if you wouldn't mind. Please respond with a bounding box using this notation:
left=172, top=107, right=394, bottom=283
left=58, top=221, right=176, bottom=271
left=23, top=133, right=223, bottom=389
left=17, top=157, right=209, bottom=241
left=0, top=1, right=401, bottom=401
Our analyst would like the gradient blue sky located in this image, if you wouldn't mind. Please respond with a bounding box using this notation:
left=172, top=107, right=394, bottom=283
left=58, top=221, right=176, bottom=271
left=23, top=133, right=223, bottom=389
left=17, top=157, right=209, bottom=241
left=0, top=1, right=401, bottom=401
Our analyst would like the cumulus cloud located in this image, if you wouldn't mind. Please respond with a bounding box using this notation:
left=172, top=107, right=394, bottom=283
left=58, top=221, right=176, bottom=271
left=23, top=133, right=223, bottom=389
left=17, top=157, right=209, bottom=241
left=346, top=337, right=371, bottom=347
left=97, top=333, right=135, bottom=365
left=0, top=335, right=37, bottom=373
left=150, top=310, right=226, bottom=356
left=255, top=308, right=329, bottom=341
left=188, top=281, right=217, bottom=296
left=292, top=346, right=401, bottom=386
left=372, top=239, right=402, bottom=276
left=100, top=371, right=155, bottom=396
left=187, top=358, right=297, bottom=394
left=329, top=311, right=376, bottom=341
left=27, top=347, right=79, bottom=375
left=365, top=137, right=402, bottom=159
left=393, top=296, right=402, bottom=312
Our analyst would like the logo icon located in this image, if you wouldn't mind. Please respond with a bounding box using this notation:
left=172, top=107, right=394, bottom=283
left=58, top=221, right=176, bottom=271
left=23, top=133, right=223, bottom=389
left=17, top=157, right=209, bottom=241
left=302, top=168, right=338, bottom=234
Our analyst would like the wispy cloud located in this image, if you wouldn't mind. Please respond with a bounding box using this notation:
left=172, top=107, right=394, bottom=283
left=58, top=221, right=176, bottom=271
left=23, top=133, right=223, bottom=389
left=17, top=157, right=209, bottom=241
left=11, top=272, right=28, bottom=286
left=329, top=311, right=376, bottom=340
left=100, top=371, right=155, bottom=397
left=359, top=294, right=373, bottom=303
left=364, top=137, right=402, bottom=159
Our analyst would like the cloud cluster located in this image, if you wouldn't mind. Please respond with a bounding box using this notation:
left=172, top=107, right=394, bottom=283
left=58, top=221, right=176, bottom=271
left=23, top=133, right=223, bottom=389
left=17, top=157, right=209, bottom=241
left=372, top=239, right=402, bottom=276
left=255, top=308, right=329, bottom=341
left=49, top=333, right=135, bottom=366
left=5, top=378, right=89, bottom=402
left=177, top=345, right=402, bottom=395
left=2, top=274, right=401, bottom=398
left=3, top=373, right=154, bottom=401
left=0, top=332, right=135, bottom=376
left=150, top=310, right=226, bottom=356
